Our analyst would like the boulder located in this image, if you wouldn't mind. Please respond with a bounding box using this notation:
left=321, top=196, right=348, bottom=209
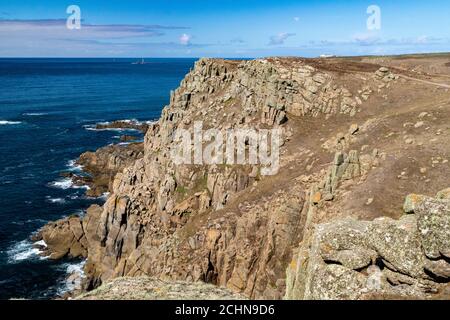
left=286, top=189, right=450, bottom=300
left=416, top=198, right=450, bottom=259
left=403, top=194, right=430, bottom=214
left=35, top=215, right=87, bottom=260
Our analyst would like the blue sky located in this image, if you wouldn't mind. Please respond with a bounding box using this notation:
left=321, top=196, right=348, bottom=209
left=0, top=0, right=449, bottom=57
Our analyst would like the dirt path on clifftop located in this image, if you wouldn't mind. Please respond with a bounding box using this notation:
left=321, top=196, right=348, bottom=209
left=400, top=75, right=450, bottom=89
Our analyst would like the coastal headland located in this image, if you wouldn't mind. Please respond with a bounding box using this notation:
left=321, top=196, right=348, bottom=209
left=35, top=54, right=450, bottom=300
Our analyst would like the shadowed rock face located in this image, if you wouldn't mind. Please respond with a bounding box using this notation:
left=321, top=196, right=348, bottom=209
left=285, top=190, right=450, bottom=300
left=38, top=55, right=450, bottom=300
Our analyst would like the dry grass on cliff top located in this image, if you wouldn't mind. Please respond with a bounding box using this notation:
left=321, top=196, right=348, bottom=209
left=76, top=277, right=247, bottom=300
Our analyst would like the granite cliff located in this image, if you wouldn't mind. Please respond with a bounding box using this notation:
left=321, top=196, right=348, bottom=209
left=36, top=55, right=450, bottom=300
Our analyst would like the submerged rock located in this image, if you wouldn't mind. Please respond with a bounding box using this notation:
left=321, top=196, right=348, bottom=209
left=95, top=120, right=149, bottom=133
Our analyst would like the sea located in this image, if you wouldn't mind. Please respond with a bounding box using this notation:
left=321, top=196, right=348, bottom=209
left=0, top=58, right=196, bottom=299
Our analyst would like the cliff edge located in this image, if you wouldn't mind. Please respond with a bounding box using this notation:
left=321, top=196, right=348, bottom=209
left=38, top=54, right=450, bottom=300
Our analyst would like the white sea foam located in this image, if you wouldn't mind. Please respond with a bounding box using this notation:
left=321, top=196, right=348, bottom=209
left=7, top=239, right=47, bottom=263
left=84, top=191, right=109, bottom=201
left=74, top=184, right=91, bottom=191
left=73, top=209, right=86, bottom=217
left=100, top=192, right=110, bottom=200
left=68, top=194, right=80, bottom=200
left=66, top=260, right=86, bottom=275
left=84, top=125, right=129, bottom=132
left=57, top=260, right=87, bottom=296
left=67, top=159, right=83, bottom=172
left=121, top=119, right=139, bottom=124
left=46, top=197, right=66, bottom=204
left=118, top=138, right=144, bottom=146
left=34, top=240, right=47, bottom=248
left=84, top=125, right=139, bottom=132
left=50, top=178, right=91, bottom=191
left=23, top=113, right=47, bottom=116
left=0, top=120, right=22, bottom=125
left=11, top=218, right=47, bottom=226
left=50, top=178, right=73, bottom=190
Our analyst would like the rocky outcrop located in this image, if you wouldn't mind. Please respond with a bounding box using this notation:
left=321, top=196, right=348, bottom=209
left=32, top=216, right=87, bottom=260
left=76, top=277, right=247, bottom=300
left=285, top=189, right=450, bottom=300
left=33, top=143, right=144, bottom=259
left=72, top=142, right=144, bottom=197
left=312, top=150, right=362, bottom=202
left=95, top=120, right=149, bottom=133
left=374, top=67, right=398, bottom=83
left=232, top=58, right=370, bottom=119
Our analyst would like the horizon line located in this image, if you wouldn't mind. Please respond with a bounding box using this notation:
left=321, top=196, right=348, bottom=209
left=0, top=52, right=450, bottom=60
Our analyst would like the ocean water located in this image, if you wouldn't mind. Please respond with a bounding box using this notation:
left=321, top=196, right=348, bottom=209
left=0, top=58, right=195, bottom=299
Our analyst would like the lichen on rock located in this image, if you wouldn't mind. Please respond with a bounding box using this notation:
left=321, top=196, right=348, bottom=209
left=285, top=189, right=450, bottom=300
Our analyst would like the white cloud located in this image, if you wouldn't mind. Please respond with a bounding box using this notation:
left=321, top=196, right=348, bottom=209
left=269, top=32, right=296, bottom=45
left=0, top=19, right=203, bottom=57
left=352, top=32, right=381, bottom=46
left=230, top=38, right=245, bottom=44
left=179, top=33, right=191, bottom=45
left=350, top=33, right=448, bottom=47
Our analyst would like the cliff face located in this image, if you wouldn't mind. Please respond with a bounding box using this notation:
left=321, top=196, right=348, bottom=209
left=77, top=57, right=382, bottom=299
left=40, top=55, right=450, bottom=300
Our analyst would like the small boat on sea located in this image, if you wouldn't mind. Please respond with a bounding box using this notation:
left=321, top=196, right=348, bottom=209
left=132, top=58, right=150, bottom=65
